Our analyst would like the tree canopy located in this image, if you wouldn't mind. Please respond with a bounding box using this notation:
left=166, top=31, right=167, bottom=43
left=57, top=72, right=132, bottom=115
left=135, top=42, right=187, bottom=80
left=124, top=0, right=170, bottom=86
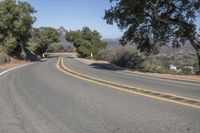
left=65, top=27, right=107, bottom=58
left=29, top=27, right=60, bottom=56
left=0, top=0, right=36, bottom=56
left=104, top=0, right=200, bottom=73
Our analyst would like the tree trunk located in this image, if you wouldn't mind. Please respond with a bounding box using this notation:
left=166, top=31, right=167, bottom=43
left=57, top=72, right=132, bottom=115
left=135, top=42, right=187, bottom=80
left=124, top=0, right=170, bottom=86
left=188, top=37, right=200, bottom=74
left=19, top=43, right=26, bottom=59
left=197, top=50, right=200, bottom=74
left=20, top=43, right=25, bottom=54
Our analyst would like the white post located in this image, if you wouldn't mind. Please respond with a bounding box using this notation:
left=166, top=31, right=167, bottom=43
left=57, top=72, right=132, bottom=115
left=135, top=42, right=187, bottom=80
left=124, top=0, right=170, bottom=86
left=90, top=52, right=93, bottom=60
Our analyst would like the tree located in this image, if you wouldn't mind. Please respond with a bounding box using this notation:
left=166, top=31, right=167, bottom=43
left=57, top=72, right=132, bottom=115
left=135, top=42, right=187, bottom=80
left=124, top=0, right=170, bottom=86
left=47, top=43, right=65, bottom=53
left=29, top=27, right=60, bottom=56
left=0, top=0, right=36, bottom=57
left=65, top=27, right=107, bottom=58
left=104, top=0, right=200, bottom=73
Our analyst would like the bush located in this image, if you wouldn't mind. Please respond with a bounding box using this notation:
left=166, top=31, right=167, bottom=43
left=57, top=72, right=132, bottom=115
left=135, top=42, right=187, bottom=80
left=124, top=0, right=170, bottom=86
left=65, top=27, right=107, bottom=58
left=99, top=45, right=197, bottom=75
left=47, top=43, right=76, bottom=53
left=99, top=45, right=145, bottom=70
left=63, top=45, right=76, bottom=52
left=47, top=43, right=65, bottom=53
left=0, top=52, right=11, bottom=64
left=181, top=67, right=192, bottom=75
left=28, top=42, right=40, bottom=54
left=4, top=35, right=17, bottom=55
left=143, top=57, right=170, bottom=73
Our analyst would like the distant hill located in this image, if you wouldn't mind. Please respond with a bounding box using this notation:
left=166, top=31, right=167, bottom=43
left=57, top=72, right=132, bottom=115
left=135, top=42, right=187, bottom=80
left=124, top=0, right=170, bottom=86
left=103, top=38, right=120, bottom=48
left=58, top=26, right=73, bottom=47
left=159, top=42, right=196, bottom=57
left=58, top=27, right=196, bottom=58
left=103, top=39, right=195, bottom=56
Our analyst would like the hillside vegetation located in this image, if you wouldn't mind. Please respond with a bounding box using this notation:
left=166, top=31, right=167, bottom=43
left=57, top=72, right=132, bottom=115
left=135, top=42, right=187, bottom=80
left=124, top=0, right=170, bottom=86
left=65, top=27, right=107, bottom=58
left=0, top=0, right=61, bottom=62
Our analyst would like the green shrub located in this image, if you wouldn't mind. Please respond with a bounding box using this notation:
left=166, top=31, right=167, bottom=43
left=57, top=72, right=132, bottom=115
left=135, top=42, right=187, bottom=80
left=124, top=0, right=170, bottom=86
left=20, top=52, right=26, bottom=60
left=99, top=45, right=145, bottom=70
left=99, top=45, right=197, bottom=75
left=0, top=52, right=11, bottom=64
left=28, top=42, right=44, bottom=57
left=65, top=27, right=107, bottom=58
left=47, top=43, right=65, bottom=53
left=143, top=58, right=170, bottom=73
left=4, top=35, right=17, bottom=55
left=181, top=67, right=192, bottom=75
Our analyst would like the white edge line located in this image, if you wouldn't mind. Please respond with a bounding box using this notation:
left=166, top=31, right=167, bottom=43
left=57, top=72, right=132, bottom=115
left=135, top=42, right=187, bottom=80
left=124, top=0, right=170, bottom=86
left=0, top=63, right=32, bottom=77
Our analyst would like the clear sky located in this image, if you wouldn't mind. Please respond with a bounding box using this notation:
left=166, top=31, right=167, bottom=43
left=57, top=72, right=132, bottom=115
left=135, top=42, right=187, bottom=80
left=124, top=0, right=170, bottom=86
left=23, top=0, right=123, bottom=39
left=21, top=0, right=200, bottom=39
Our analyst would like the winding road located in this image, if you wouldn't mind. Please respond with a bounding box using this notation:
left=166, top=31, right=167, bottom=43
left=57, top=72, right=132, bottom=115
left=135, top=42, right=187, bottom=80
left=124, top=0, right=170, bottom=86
left=0, top=55, right=200, bottom=133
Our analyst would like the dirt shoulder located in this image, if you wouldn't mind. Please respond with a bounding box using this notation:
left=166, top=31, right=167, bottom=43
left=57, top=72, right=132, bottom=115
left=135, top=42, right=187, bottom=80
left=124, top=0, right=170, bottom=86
left=123, top=70, right=200, bottom=82
left=76, top=58, right=200, bottom=82
left=76, top=58, right=109, bottom=64
left=0, top=58, right=30, bottom=71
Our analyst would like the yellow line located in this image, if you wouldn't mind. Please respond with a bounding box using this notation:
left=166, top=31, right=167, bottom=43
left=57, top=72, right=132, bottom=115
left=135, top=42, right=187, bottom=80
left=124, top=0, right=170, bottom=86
left=62, top=58, right=200, bottom=102
left=57, top=57, right=200, bottom=109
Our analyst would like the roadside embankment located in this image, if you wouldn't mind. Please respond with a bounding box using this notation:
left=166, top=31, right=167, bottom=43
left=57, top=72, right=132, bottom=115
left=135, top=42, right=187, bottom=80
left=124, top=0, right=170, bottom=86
left=75, top=58, right=200, bottom=83
left=0, top=58, right=30, bottom=73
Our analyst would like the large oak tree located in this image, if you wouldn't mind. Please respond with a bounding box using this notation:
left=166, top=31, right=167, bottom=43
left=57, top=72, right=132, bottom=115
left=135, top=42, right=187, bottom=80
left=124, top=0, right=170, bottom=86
left=29, top=27, right=60, bottom=56
left=104, top=0, right=200, bottom=73
left=0, top=0, right=36, bottom=56
left=65, top=27, right=107, bottom=58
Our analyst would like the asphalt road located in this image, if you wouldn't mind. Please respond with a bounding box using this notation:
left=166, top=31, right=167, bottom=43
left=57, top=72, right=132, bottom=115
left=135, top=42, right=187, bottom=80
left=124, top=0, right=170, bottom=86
left=0, top=56, right=200, bottom=133
left=64, top=57, right=200, bottom=99
left=0, top=68, right=7, bottom=73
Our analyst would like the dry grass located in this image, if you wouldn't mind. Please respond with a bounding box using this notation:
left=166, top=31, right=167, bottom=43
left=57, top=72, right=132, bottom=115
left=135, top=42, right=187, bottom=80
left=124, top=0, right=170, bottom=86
left=0, top=58, right=30, bottom=69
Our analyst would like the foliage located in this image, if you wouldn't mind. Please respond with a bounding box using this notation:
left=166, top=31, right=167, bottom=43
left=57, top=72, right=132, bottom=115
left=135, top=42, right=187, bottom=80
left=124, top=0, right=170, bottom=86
left=99, top=45, right=145, bottom=70
left=3, top=34, right=17, bottom=55
left=143, top=57, right=170, bottom=73
left=47, top=43, right=65, bottom=53
left=29, top=27, right=60, bottom=55
left=0, top=0, right=36, bottom=56
left=143, top=56, right=197, bottom=75
left=0, top=52, right=11, bottom=64
left=104, top=0, right=200, bottom=73
left=62, top=45, right=76, bottom=52
left=65, top=26, right=107, bottom=58
left=99, top=45, right=197, bottom=75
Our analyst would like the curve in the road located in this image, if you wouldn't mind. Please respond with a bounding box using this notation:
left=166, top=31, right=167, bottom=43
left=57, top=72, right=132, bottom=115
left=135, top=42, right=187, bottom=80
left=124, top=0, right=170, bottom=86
left=0, top=64, right=31, bottom=77
left=57, top=57, right=200, bottom=109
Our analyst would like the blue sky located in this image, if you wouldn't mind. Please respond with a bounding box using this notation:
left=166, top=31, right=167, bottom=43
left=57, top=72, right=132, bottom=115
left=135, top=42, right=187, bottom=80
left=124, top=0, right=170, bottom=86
left=21, top=0, right=200, bottom=39
left=23, top=0, right=123, bottom=39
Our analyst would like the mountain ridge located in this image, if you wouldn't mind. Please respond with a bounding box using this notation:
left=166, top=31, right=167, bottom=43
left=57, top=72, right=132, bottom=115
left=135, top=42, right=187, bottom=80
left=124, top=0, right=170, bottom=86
left=58, top=26, right=73, bottom=47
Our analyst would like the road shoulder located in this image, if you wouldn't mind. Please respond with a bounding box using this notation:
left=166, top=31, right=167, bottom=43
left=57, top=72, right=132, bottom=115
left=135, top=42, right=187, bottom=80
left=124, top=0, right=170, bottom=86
left=0, top=59, right=30, bottom=73
left=75, top=58, right=200, bottom=83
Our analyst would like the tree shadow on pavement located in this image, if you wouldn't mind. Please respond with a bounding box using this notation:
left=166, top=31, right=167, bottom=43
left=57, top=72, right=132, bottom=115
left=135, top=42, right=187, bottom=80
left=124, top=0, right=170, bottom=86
left=89, top=63, right=124, bottom=71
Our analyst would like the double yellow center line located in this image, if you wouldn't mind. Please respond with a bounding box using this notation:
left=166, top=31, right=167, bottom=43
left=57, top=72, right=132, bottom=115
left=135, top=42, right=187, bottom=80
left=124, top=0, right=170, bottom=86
left=57, top=57, right=200, bottom=109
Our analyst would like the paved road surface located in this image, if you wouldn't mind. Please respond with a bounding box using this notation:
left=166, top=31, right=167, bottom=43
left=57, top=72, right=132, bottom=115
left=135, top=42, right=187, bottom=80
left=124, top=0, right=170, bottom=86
left=64, top=57, right=200, bottom=100
left=0, top=68, right=7, bottom=73
left=0, top=57, right=200, bottom=133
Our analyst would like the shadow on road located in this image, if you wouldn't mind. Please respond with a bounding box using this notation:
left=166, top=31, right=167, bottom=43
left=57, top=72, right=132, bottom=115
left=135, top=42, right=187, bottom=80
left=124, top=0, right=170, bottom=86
left=89, top=63, right=124, bottom=71
left=66, top=56, right=75, bottom=59
left=45, top=55, right=59, bottom=58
